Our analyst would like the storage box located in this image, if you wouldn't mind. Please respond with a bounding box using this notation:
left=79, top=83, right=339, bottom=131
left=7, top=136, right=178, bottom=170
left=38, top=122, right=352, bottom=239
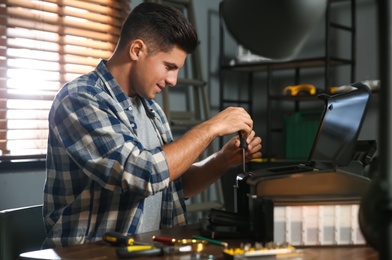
left=283, top=111, right=321, bottom=160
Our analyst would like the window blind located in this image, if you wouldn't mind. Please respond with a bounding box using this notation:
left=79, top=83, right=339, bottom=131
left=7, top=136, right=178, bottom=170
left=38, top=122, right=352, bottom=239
left=0, top=0, right=131, bottom=160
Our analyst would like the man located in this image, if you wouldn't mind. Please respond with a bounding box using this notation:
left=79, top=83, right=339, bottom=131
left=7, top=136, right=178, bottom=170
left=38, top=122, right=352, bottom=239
left=43, top=2, right=262, bottom=247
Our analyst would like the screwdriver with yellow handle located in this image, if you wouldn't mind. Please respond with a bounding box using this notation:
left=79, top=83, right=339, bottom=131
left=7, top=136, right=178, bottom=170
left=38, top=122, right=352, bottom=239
left=116, top=245, right=156, bottom=257
left=102, top=232, right=146, bottom=246
left=116, top=245, right=192, bottom=259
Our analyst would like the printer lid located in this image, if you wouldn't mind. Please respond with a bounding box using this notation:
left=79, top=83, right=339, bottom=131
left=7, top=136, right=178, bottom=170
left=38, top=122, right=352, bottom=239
left=308, top=82, right=372, bottom=168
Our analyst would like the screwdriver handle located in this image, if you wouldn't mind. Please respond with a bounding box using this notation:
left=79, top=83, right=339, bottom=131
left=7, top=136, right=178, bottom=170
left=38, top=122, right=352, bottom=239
left=102, top=232, right=134, bottom=246
left=152, top=235, right=176, bottom=244
left=116, top=247, right=162, bottom=259
left=238, top=131, right=248, bottom=149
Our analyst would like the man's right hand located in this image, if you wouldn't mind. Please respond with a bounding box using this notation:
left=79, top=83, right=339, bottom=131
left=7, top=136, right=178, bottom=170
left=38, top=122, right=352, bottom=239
left=207, top=106, right=253, bottom=138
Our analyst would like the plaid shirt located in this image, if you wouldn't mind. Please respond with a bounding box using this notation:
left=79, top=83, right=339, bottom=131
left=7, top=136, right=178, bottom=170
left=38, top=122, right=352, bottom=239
left=43, top=60, right=187, bottom=247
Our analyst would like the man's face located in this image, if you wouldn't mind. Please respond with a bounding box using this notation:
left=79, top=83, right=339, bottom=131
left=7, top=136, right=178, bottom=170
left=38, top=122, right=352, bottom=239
left=130, top=45, right=187, bottom=99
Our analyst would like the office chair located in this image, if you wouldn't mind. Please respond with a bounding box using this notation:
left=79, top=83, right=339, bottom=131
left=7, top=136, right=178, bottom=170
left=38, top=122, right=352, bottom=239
left=0, top=204, right=46, bottom=260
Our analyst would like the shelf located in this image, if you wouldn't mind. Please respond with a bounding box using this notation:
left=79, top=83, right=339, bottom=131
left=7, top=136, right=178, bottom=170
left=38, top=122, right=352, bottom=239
left=219, top=0, right=355, bottom=160
left=221, top=57, right=353, bottom=72
left=269, top=95, right=322, bottom=101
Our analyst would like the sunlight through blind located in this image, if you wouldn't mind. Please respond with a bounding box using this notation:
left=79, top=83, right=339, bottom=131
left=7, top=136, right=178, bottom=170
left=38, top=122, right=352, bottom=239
left=0, top=0, right=131, bottom=159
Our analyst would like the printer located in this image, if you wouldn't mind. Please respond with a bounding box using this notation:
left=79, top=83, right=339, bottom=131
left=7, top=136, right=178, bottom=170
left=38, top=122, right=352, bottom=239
left=205, top=82, right=376, bottom=244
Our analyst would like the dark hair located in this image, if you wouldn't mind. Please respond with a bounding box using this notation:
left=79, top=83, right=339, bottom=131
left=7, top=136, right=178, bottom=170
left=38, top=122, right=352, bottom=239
left=117, top=2, right=198, bottom=54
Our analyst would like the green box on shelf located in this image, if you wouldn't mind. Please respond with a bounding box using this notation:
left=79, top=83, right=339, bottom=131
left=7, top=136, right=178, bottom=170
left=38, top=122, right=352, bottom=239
left=283, top=110, right=322, bottom=160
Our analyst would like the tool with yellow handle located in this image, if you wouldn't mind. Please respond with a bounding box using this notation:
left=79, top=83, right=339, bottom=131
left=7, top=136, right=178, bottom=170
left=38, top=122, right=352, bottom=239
left=283, top=84, right=316, bottom=96
left=116, top=245, right=192, bottom=259
left=102, top=232, right=142, bottom=246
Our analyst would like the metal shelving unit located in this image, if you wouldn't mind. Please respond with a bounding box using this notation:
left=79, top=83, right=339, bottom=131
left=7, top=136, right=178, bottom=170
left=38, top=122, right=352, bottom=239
left=219, top=0, right=356, bottom=160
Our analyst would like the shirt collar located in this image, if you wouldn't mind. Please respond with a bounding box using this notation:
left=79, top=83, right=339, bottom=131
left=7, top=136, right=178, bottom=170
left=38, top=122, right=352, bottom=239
left=95, top=59, right=133, bottom=110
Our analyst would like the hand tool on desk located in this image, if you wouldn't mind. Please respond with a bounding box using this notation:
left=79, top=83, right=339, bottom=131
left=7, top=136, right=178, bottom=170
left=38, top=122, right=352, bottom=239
left=102, top=231, right=147, bottom=246
left=223, top=242, right=300, bottom=259
left=152, top=235, right=208, bottom=245
left=116, top=244, right=193, bottom=258
left=238, top=131, right=248, bottom=173
left=192, top=235, right=228, bottom=248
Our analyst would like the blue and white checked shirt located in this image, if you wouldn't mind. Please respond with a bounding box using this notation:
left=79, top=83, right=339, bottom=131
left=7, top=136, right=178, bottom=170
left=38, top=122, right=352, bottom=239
left=43, top=60, right=187, bottom=247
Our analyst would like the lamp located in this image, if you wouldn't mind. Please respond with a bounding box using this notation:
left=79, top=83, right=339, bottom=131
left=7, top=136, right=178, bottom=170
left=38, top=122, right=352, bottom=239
left=220, top=0, right=327, bottom=61
left=221, top=0, right=390, bottom=258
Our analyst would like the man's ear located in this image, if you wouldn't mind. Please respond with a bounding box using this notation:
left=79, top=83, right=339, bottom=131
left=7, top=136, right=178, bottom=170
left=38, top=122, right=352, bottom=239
left=129, top=39, right=145, bottom=61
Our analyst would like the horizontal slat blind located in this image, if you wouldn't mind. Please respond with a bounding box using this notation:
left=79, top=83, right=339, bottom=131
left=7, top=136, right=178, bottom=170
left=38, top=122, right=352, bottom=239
left=0, top=0, right=131, bottom=158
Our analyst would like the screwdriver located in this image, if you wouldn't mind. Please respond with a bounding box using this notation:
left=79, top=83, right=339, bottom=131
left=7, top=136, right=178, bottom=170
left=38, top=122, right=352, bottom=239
left=116, top=245, right=192, bottom=258
left=102, top=232, right=145, bottom=246
left=238, top=131, right=248, bottom=173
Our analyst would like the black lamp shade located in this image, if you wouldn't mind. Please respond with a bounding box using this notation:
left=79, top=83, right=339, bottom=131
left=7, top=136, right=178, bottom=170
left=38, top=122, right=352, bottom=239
left=221, top=0, right=327, bottom=60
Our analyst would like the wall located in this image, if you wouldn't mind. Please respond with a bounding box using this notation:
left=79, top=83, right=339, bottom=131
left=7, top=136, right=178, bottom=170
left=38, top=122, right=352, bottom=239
left=0, top=0, right=380, bottom=211
left=0, top=165, right=45, bottom=211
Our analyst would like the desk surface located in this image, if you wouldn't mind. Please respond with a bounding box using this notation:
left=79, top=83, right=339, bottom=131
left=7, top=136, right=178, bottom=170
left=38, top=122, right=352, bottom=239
left=20, top=224, right=379, bottom=260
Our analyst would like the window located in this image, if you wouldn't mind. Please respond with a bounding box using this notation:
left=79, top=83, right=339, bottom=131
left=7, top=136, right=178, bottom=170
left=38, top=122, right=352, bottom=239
left=0, top=0, right=131, bottom=160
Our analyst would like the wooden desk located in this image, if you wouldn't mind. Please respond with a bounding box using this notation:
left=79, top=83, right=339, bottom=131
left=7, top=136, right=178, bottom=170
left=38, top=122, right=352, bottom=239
left=20, top=224, right=379, bottom=260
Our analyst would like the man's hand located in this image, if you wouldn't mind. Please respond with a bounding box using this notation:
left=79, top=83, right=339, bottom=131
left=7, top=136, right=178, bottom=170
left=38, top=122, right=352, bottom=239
left=207, top=107, right=253, bottom=137
left=218, top=130, right=262, bottom=167
left=181, top=130, right=262, bottom=198
left=163, top=106, right=256, bottom=182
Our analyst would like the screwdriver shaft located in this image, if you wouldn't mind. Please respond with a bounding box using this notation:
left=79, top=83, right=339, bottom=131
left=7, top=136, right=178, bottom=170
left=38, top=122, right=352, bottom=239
left=242, top=149, right=246, bottom=172
left=238, top=131, right=247, bottom=173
